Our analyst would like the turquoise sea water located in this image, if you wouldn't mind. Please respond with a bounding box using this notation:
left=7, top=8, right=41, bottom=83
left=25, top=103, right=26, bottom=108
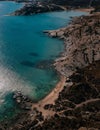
left=0, top=1, right=87, bottom=120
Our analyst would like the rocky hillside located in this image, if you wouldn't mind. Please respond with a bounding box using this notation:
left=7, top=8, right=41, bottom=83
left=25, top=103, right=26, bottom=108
left=92, top=5, right=100, bottom=13
left=35, top=61, right=100, bottom=130
left=49, top=0, right=100, bottom=7
left=47, top=13, right=100, bottom=77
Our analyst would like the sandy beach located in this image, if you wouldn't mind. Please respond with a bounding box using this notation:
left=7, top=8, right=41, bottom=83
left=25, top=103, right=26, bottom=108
left=75, top=7, right=94, bottom=12
left=32, top=75, right=67, bottom=118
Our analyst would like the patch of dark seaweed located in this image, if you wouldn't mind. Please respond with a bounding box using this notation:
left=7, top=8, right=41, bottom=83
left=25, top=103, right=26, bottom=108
left=29, top=52, right=39, bottom=57
left=20, top=61, right=35, bottom=67
left=20, top=59, right=54, bottom=69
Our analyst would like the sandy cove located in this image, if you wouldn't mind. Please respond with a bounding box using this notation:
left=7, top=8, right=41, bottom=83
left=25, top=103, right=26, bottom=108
left=32, top=75, right=67, bottom=118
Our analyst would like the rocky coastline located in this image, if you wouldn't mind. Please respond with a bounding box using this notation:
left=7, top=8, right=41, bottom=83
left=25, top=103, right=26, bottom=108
left=0, top=10, right=100, bottom=130
left=11, top=0, right=100, bottom=16
left=13, top=2, right=67, bottom=16
left=46, top=12, right=100, bottom=77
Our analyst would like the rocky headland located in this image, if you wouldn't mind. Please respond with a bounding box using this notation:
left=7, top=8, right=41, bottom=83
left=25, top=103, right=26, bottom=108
left=0, top=9, right=100, bottom=130
left=12, top=0, right=100, bottom=16
left=13, top=2, right=66, bottom=16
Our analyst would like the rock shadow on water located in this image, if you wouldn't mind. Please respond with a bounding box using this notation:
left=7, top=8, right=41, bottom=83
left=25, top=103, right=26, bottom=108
left=21, top=61, right=35, bottom=68
left=0, top=92, right=20, bottom=121
left=20, top=59, right=54, bottom=69
left=29, top=52, right=39, bottom=57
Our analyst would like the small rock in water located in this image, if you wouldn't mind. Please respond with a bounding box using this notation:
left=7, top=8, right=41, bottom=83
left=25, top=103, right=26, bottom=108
left=13, top=91, right=33, bottom=110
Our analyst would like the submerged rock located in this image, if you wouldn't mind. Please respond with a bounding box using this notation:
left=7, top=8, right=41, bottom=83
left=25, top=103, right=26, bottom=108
left=13, top=91, right=33, bottom=110
left=21, top=59, right=54, bottom=69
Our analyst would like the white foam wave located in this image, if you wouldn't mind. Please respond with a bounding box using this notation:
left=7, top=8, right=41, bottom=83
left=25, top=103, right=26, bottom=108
left=0, top=65, right=35, bottom=104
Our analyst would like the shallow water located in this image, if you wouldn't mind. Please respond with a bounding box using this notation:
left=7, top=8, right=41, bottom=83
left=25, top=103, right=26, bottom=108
left=0, top=1, right=87, bottom=120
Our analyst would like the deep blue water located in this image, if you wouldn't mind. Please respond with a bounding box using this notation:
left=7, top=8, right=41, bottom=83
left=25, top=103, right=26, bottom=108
left=0, top=1, right=87, bottom=120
